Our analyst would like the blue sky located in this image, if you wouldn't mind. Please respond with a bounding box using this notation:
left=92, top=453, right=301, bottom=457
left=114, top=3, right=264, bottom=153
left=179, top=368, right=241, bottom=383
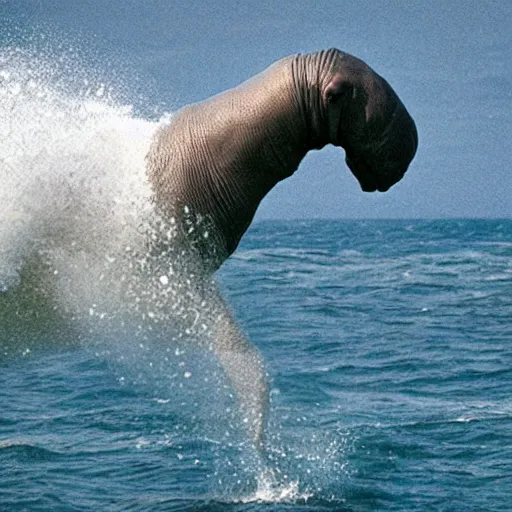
left=3, top=0, right=511, bottom=219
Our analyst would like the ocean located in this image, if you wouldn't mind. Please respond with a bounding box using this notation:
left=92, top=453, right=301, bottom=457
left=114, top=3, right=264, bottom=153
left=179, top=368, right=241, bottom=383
left=1, top=31, right=512, bottom=512
left=1, top=218, right=511, bottom=511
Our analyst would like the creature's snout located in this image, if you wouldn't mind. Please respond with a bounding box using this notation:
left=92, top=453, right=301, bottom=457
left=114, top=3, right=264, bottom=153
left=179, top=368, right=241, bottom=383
left=331, top=59, right=418, bottom=194
left=345, top=154, right=405, bottom=193
left=344, top=102, right=418, bottom=194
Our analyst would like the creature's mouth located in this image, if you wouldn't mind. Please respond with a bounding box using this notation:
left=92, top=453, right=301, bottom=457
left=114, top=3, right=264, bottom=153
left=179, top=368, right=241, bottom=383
left=346, top=156, right=393, bottom=193
left=359, top=179, right=391, bottom=193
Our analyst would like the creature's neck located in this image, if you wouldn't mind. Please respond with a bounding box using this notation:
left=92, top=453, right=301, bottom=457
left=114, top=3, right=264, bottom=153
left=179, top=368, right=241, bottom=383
left=232, top=49, right=343, bottom=182
left=289, top=49, right=342, bottom=150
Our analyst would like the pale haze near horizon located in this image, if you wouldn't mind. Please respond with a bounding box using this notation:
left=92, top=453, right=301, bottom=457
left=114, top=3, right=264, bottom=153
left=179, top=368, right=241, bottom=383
left=3, top=0, right=511, bottom=220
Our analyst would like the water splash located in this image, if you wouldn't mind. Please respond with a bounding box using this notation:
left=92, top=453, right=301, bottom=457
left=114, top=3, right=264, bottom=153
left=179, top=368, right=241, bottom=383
left=0, top=43, right=154, bottom=289
left=249, top=467, right=312, bottom=503
left=0, top=40, right=224, bottom=370
left=0, top=38, right=269, bottom=455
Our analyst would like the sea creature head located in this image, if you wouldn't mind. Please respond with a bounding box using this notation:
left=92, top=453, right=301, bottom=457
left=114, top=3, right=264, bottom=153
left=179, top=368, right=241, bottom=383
left=323, top=52, right=418, bottom=192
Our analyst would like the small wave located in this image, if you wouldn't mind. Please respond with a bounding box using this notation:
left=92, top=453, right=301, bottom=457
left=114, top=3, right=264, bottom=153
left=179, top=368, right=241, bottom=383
left=0, top=439, right=63, bottom=461
left=453, top=416, right=478, bottom=423
left=484, top=273, right=512, bottom=281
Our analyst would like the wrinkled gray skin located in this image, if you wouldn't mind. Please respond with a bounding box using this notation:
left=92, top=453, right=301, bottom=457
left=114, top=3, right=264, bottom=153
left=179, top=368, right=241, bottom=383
left=146, top=48, right=418, bottom=452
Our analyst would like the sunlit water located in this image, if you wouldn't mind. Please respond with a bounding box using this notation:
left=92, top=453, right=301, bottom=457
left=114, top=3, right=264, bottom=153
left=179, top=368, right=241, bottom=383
left=1, top=41, right=511, bottom=512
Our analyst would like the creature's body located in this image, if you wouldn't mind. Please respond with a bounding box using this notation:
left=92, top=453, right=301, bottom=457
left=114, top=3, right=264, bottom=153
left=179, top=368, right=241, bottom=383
left=146, top=48, right=418, bottom=451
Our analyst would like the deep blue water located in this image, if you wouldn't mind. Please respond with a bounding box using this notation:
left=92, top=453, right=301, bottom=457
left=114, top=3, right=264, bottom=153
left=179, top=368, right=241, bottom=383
left=1, top=219, right=511, bottom=511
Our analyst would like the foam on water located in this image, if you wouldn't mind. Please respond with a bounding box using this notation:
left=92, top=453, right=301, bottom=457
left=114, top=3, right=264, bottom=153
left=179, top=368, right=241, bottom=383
left=247, top=469, right=310, bottom=503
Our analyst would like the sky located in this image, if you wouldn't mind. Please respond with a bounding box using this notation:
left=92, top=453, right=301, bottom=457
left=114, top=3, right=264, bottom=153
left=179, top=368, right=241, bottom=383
left=2, top=0, right=511, bottom=220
